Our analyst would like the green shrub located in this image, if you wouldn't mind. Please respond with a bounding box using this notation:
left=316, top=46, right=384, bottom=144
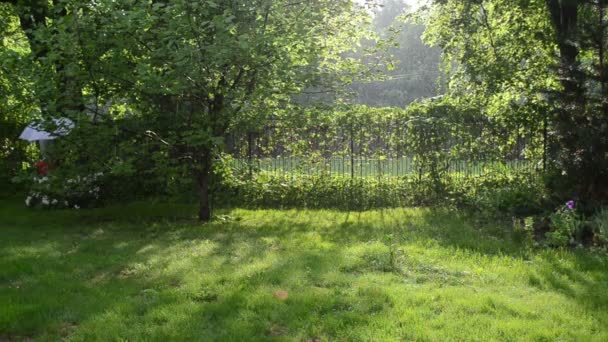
left=545, top=204, right=583, bottom=247
left=213, top=168, right=544, bottom=214
left=590, top=209, right=608, bottom=246
left=453, top=171, right=546, bottom=217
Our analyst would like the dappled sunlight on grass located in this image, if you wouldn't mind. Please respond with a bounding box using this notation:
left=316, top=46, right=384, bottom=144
left=0, top=199, right=607, bottom=340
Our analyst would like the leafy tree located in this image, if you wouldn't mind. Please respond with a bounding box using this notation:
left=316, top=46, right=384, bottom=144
left=0, top=3, right=38, bottom=188
left=2, top=0, right=376, bottom=220
left=544, top=0, right=608, bottom=208
left=417, top=0, right=608, bottom=209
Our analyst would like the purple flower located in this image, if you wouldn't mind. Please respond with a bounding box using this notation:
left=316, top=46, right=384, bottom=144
left=566, top=200, right=575, bottom=210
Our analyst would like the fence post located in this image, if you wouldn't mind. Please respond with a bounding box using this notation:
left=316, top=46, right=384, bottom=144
left=247, top=132, right=253, bottom=177
left=350, top=125, right=355, bottom=179
left=542, top=114, right=548, bottom=172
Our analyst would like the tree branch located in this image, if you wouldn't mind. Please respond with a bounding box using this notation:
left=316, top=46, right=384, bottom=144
left=479, top=2, right=498, bottom=60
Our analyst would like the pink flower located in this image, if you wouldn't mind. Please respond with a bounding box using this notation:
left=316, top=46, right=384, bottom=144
left=566, top=200, right=575, bottom=210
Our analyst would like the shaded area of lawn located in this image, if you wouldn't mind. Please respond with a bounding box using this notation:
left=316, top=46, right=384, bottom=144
left=0, top=198, right=607, bottom=341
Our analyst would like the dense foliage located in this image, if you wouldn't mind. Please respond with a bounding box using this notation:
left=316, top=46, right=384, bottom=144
left=1, top=0, right=607, bottom=249
left=417, top=0, right=608, bottom=211
left=0, top=0, right=378, bottom=220
left=0, top=3, right=36, bottom=191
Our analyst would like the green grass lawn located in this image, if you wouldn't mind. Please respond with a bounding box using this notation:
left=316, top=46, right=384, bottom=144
left=1, top=198, right=607, bottom=341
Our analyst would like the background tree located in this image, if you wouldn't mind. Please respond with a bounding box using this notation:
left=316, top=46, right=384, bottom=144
left=351, top=0, right=443, bottom=107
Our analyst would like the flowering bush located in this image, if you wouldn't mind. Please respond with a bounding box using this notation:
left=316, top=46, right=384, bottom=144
left=21, top=171, right=103, bottom=209
left=545, top=200, right=583, bottom=247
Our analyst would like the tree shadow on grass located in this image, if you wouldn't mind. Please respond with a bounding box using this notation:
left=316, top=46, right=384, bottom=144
left=2, top=199, right=607, bottom=340
left=247, top=207, right=526, bottom=258
left=157, top=248, right=391, bottom=341
left=0, top=203, right=399, bottom=340
left=0, top=198, right=524, bottom=257
left=529, top=251, right=608, bottom=324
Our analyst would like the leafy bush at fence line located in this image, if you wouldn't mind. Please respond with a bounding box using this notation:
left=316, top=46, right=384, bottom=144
left=212, top=168, right=546, bottom=214
left=452, top=171, right=547, bottom=217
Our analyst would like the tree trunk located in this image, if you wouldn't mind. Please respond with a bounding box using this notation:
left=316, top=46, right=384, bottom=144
left=196, top=166, right=211, bottom=221
left=195, top=149, right=213, bottom=221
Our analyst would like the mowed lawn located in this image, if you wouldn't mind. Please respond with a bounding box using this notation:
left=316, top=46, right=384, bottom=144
left=1, top=199, right=607, bottom=341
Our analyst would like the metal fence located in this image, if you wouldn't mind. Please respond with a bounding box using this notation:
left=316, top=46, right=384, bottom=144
left=226, top=114, right=542, bottom=179
left=230, top=157, right=537, bottom=179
